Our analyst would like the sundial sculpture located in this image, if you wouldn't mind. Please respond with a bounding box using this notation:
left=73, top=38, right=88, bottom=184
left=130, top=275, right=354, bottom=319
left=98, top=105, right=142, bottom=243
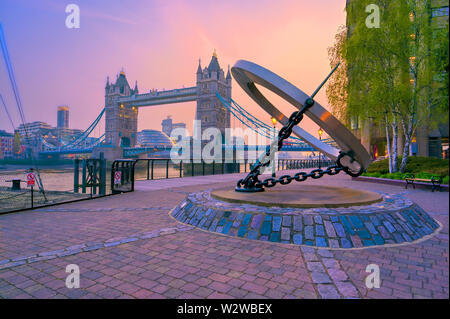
left=231, top=60, right=371, bottom=192
left=170, top=59, right=440, bottom=249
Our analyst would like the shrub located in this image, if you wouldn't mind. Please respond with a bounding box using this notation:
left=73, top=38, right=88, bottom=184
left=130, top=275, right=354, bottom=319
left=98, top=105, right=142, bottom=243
left=363, top=156, right=449, bottom=184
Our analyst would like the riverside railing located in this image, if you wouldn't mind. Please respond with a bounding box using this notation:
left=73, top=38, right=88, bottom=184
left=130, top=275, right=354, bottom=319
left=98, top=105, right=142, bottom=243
left=110, top=158, right=334, bottom=194
left=0, top=153, right=110, bottom=214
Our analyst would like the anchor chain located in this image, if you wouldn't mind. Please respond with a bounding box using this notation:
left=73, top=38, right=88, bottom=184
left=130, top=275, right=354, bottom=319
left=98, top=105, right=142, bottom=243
left=236, top=98, right=364, bottom=192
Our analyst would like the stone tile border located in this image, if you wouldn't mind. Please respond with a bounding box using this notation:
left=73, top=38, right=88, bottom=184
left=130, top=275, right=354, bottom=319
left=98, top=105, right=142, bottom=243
left=32, top=207, right=173, bottom=213
left=0, top=224, right=194, bottom=270
left=171, top=191, right=441, bottom=249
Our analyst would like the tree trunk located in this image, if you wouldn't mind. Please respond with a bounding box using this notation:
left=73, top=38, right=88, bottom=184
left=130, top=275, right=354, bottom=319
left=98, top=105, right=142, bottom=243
left=392, top=120, right=398, bottom=173
left=400, top=116, right=413, bottom=173
left=385, top=115, right=393, bottom=173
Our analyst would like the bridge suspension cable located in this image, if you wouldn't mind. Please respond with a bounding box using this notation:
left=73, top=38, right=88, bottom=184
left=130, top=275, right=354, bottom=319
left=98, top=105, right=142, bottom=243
left=60, top=108, right=105, bottom=149
left=0, top=94, right=15, bottom=130
left=216, top=92, right=336, bottom=149
left=0, top=23, right=47, bottom=199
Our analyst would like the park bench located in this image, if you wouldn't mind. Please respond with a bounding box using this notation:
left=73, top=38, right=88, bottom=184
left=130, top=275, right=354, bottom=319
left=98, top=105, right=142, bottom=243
left=404, top=174, right=442, bottom=192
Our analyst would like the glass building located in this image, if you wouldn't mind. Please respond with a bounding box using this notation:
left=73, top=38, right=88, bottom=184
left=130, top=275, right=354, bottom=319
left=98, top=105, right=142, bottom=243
left=57, top=106, right=69, bottom=129
left=137, top=129, right=174, bottom=148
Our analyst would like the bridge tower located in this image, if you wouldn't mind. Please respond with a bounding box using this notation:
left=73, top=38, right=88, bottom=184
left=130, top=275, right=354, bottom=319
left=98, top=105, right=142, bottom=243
left=196, top=51, right=231, bottom=139
left=104, top=69, right=139, bottom=148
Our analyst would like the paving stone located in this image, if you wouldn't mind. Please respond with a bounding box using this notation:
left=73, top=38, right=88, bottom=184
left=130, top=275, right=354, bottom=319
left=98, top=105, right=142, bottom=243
left=304, top=215, right=313, bottom=226
left=315, top=225, right=325, bottom=237
left=339, top=216, right=355, bottom=235
left=260, top=221, right=271, bottom=236
left=377, top=226, right=392, bottom=239
left=324, top=221, right=337, bottom=238
left=237, top=226, right=248, bottom=237
left=362, top=239, right=375, bottom=246
left=242, top=214, right=252, bottom=226
left=316, top=237, right=327, bottom=247
left=222, top=221, right=233, bottom=234
left=317, top=250, right=333, bottom=258
left=250, top=215, right=263, bottom=229
left=317, top=284, right=341, bottom=299
left=311, top=272, right=332, bottom=284
left=246, top=230, right=258, bottom=240
left=383, top=221, right=396, bottom=233
left=340, top=238, right=352, bottom=248
left=272, top=216, right=282, bottom=232
left=364, top=222, right=379, bottom=235
left=348, top=215, right=364, bottom=229
left=304, top=226, right=314, bottom=240
left=335, top=282, right=359, bottom=298
left=293, top=216, right=302, bottom=232
left=333, top=223, right=346, bottom=238
left=373, top=235, right=385, bottom=245
left=292, top=234, right=303, bottom=245
left=281, top=227, right=290, bottom=241
left=307, top=262, right=325, bottom=273
left=356, top=229, right=371, bottom=239
left=329, top=239, right=340, bottom=248
left=282, top=216, right=291, bottom=227
left=269, top=232, right=280, bottom=243
left=322, top=258, right=339, bottom=269
left=314, top=216, right=323, bottom=225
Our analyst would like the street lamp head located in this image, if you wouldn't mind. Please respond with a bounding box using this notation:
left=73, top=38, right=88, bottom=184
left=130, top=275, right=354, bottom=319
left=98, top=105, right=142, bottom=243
left=271, top=117, right=277, bottom=126
left=318, top=127, right=324, bottom=137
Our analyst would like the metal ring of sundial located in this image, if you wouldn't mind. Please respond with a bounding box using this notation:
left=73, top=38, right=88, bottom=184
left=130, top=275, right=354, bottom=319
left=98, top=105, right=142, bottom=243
left=231, top=60, right=371, bottom=172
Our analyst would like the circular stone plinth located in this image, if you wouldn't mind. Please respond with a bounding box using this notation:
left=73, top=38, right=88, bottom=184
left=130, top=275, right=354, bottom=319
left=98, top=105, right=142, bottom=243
left=170, top=187, right=440, bottom=249
left=212, top=185, right=382, bottom=208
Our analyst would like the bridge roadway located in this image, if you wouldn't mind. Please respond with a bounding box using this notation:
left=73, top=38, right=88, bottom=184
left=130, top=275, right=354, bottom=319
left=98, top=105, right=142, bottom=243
left=118, top=87, right=197, bottom=107
left=123, top=144, right=322, bottom=157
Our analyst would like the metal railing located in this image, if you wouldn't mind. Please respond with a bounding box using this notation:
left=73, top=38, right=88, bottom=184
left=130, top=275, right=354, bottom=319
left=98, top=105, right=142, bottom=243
left=0, top=158, right=110, bottom=214
left=110, top=158, right=334, bottom=194
left=111, top=159, right=136, bottom=194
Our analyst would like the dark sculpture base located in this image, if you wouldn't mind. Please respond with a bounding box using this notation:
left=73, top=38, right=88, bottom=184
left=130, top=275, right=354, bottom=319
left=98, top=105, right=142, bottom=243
left=235, top=186, right=265, bottom=193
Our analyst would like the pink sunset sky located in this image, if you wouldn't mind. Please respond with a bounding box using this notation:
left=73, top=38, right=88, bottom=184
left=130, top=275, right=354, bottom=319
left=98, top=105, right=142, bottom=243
left=0, top=0, right=347, bottom=138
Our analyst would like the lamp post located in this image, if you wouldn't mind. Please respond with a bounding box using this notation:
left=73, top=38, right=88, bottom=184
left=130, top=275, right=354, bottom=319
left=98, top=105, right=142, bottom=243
left=271, top=117, right=277, bottom=178
left=318, top=127, right=323, bottom=169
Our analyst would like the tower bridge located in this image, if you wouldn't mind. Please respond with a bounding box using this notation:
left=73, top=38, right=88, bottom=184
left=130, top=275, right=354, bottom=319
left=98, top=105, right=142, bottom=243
left=98, top=51, right=232, bottom=159
left=37, top=51, right=334, bottom=159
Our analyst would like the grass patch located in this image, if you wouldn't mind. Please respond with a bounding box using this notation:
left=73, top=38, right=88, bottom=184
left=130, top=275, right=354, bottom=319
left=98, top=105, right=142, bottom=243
left=363, top=156, right=449, bottom=184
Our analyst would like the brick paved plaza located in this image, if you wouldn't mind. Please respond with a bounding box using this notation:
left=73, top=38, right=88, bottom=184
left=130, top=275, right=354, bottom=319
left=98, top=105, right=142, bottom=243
left=0, top=170, right=448, bottom=299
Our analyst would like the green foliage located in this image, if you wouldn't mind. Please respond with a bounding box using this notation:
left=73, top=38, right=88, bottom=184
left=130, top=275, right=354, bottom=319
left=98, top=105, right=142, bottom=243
left=344, top=0, right=412, bottom=123
left=364, top=156, right=449, bottom=183
left=13, top=131, right=21, bottom=154
left=326, top=25, right=348, bottom=124
left=430, top=25, right=449, bottom=124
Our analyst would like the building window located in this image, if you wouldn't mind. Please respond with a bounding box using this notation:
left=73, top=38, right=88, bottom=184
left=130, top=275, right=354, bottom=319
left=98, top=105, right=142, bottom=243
left=432, top=6, right=449, bottom=17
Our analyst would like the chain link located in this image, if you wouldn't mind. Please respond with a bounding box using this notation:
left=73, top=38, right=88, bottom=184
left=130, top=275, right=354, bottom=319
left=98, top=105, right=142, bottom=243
left=236, top=98, right=363, bottom=191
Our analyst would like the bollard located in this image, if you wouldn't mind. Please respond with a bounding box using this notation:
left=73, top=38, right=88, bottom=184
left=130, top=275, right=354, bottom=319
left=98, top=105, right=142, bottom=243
left=81, top=159, right=86, bottom=193
left=166, top=159, right=169, bottom=179
left=74, top=159, right=79, bottom=193
left=99, top=153, right=106, bottom=196
left=180, top=160, right=183, bottom=178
